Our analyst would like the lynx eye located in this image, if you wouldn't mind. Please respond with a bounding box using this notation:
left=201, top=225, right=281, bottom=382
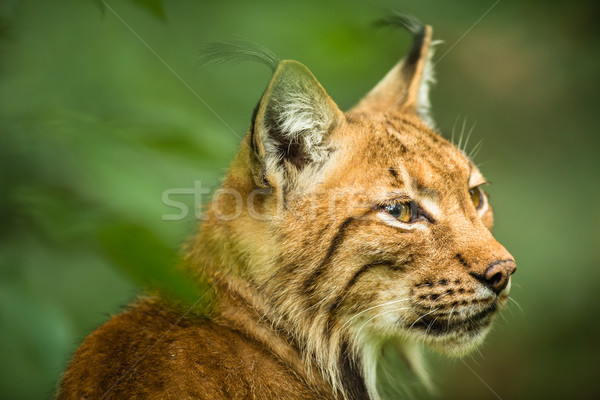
left=469, top=186, right=484, bottom=210
left=384, top=202, right=412, bottom=222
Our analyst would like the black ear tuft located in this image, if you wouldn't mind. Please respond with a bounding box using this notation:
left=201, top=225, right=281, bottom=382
left=198, top=39, right=280, bottom=72
left=375, top=13, right=426, bottom=66
left=353, top=14, right=437, bottom=128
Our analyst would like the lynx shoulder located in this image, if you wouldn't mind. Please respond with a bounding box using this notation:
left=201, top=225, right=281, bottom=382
left=59, top=16, right=516, bottom=400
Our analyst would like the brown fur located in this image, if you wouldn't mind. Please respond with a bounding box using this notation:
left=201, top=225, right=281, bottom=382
left=58, top=20, right=515, bottom=400
left=59, top=298, right=332, bottom=399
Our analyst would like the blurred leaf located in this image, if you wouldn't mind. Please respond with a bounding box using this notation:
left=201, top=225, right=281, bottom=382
left=0, top=283, right=72, bottom=398
left=91, top=0, right=165, bottom=21
left=127, top=0, right=166, bottom=21
left=98, top=223, right=202, bottom=305
left=91, top=0, right=106, bottom=16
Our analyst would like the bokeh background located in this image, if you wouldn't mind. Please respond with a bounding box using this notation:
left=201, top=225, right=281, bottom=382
left=1, top=0, right=599, bottom=398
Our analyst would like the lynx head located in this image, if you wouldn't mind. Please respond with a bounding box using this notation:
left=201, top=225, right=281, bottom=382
left=196, top=15, right=516, bottom=400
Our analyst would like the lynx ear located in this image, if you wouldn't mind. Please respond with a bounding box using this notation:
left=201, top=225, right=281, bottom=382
left=251, top=60, right=343, bottom=187
left=352, top=16, right=436, bottom=127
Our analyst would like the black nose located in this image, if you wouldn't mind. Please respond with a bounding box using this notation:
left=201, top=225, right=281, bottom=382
left=471, top=260, right=516, bottom=294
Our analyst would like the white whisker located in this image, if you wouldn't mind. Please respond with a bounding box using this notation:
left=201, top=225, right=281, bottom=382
left=457, top=117, right=467, bottom=150
left=507, top=296, right=524, bottom=316
left=408, top=308, right=440, bottom=331
left=426, top=315, right=441, bottom=335
left=468, top=139, right=483, bottom=160
left=451, top=113, right=462, bottom=144
left=340, top=297, right=410, bottom=331
left=462, top=120, right=477, bottom=153
left=353, top=307, right=410, bottom=344
left=447, top=305, right=457, bottom=331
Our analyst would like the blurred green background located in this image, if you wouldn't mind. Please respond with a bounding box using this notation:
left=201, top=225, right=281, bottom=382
left=0, top=0, right=598, bottom=398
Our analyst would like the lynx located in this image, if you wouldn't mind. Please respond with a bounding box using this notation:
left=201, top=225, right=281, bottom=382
left=59, top=16, right=516, bottom=400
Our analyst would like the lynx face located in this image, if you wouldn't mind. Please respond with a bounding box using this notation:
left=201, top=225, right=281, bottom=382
left=199, top=17, right=516, bottom=400
left=270, top=112, right=515, bottom=357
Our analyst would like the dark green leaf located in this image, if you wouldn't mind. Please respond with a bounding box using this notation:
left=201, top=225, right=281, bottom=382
left=98, top=223, right=203, bottom=306
left=127, top=0, right=166, bottom=21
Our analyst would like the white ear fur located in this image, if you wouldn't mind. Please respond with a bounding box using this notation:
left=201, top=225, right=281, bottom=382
left=266, top=84, right=334, bottom=164
left=415, top=40, right=442, bottom=130
left=253, top=60, right=342, bottom=186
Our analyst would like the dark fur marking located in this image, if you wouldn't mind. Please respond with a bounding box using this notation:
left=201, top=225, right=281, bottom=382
left=249, top=98, right=273, bottom=187
left=315, top=225, right=330, bottom=240
left=387, top=116, right=448, bottom=148
left=324, top=298, right=343, bottom=339
left=303, top=217, right=356, bottom=293
left=325, top=259, right=404, bottom=336
left=303, top=209, right=377, bottom=295
left=345, top=260, right=397, bottom=293
left=258, top=260, right=300, bottom=295
left=249, top=99, right=261, bottom=147
left=388, top=167, right=403, bottom=186
left=384, top=131, right=411, bottom=156
left=345, top=113, right=364, bottom=124
left=339, top=341, right=369, bottom=400
left=455, top=253, right=471, bottom=269
left=386, top=115, right=423, bottom=131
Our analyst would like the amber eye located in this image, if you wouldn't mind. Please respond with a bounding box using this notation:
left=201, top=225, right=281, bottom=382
left=384, top=202, right=412, bottom=222
left=469, top=186, right=484, bottom=209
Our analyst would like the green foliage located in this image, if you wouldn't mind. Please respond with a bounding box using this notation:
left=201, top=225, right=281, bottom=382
left=94, top=0, right=166, bottom=20
left=127, top=0, right=166, bottom=20
left=98, top=222, right=199, bottom=304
